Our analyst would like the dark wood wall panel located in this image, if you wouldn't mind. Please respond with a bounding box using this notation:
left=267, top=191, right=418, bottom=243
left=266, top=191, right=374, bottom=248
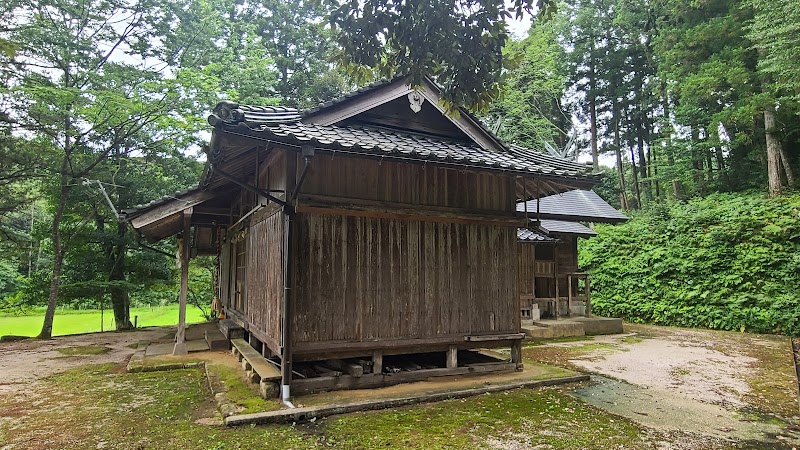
left=219, top=242, right=231, bottom=308
left=299, top=156, right=513, bottom=212
left=244, top=211, right=284, bottom=346
left=517, top=244, right=535, bottom=297
left=293, top=214, right=518, bottom=345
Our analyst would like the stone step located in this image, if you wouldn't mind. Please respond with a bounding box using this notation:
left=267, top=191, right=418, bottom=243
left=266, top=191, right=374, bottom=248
left=205, top=328, right=229, bottom=351
left=218, top=319, right=244, bottom=340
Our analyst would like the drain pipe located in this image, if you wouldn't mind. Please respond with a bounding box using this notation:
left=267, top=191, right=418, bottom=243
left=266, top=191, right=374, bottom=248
left=280, top=146, right=314, bottom=408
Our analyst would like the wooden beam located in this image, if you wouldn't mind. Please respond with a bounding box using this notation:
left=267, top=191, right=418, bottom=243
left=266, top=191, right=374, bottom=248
left=304, top=79, right=414, bottom=126
left=463, top=333, right=525, bottom=342
left=297, top=204, right=526, bottom=227
left=173, top=207, right=192, bottom=355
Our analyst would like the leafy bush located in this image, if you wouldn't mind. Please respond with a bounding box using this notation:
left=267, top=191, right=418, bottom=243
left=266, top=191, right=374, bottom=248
left=580, top=192, right=800, bottom=335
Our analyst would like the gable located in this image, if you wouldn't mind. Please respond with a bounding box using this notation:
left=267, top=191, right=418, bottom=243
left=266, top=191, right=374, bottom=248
left=338, top=96, right=469, bottom=141
left=303, top=77, right=506, bottom=153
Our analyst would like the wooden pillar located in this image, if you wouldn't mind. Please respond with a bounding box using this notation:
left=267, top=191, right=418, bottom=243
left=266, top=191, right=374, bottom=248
left=585, top=275, right=592, bottom=317
left=372, top=350, right=383, bottom=374
left=173, top=207, right=192, bottom=355
left=446, top=346, right=458, bottom=369
left=567, top=274, right=573, bottom=317
left=511, top=340, right=523, bottom=370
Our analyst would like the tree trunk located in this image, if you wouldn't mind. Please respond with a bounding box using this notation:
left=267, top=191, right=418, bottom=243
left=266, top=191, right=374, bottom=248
left=110, top=221, right=132, bottom=330
left=778, top=145, right=797, bottom=188
left=589, top=44, right=599, bottom=171
left=629, top=142, right=642, bottom=209
left=764, top=102, right=783, bottom=197
left=613, top=100, right=629, bottom=209
left=39, top=171, right=70, bottom=339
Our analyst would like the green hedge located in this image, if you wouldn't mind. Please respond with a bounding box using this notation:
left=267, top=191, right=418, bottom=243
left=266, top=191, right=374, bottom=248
left=580, top=192, right=800, bottom=335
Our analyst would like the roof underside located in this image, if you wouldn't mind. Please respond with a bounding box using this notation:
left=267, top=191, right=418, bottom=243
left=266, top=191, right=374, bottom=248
left=517, top=190, right=628, bottom=223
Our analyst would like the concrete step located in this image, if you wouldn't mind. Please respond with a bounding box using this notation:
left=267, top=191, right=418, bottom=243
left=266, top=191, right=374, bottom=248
left=571, top=317, right=624, bottom=335
left=521, top=316, right=624, bottom=339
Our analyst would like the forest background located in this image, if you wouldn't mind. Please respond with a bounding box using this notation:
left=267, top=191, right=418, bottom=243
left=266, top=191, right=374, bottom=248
left=0, top=0, right=797, bottom=337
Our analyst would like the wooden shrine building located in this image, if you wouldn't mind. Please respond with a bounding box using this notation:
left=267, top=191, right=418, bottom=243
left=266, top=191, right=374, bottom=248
left=123, top=77, right=599, bottom=398
left=516, top=190, right=628, bottom=321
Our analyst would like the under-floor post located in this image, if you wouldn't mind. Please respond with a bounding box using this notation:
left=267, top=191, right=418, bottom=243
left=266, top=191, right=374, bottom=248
left=511, top=340, right=523, bottom=370
left=372, top=350, right=383, bottom=374
left=447, top=346, right=458, bottom=369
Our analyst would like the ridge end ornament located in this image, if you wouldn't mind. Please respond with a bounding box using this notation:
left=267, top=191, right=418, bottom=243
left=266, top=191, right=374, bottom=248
left=408, top=91, right=424, bottom=113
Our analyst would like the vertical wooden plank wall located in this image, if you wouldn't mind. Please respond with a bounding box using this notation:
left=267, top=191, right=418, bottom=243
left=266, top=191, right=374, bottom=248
left=517, top=244, right=535, bottom=297
left=219, top=243, right=231, bottom=309
left=300, top=157, right=514, bottom=211
left=244, top=211, right=285, bottom=347
left=292, top=214, right=518, bottom=345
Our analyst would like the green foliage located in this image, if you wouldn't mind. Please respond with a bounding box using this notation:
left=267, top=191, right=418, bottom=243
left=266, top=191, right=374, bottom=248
left=325, top=0, right=538, bottom=112
left=581, top=192, right=800, bottom=335
left=485, top=17, right=571, bottom=151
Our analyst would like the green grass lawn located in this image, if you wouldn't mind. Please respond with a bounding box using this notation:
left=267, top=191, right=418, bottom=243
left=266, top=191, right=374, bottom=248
left=0, top=304, right=207, bottom=337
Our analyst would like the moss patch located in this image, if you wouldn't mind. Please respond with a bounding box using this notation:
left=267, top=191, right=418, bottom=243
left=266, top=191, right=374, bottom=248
left=317, top=387, right=654, bottom=449
left=0, top=363, right=317, bottom=450
left=55, top=345, right=110, bottom=356
left=618, top=335, right=645, bottom=344
left=208, top=362, right=282, bottom=414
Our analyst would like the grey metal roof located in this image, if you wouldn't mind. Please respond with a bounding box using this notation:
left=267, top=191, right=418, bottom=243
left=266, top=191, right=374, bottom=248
left=516, top=189, right=628, bottom=223
left=208, top=103, right=598, bottom=181
left=539, top=219, right=597, bottom=237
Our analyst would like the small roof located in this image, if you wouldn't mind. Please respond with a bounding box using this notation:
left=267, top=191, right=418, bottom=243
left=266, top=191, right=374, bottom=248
left=517, top=228, right=558, bottom=243
left=517, top=190, right=628, bottom=223
left=539, top=219, right=597, bottom=238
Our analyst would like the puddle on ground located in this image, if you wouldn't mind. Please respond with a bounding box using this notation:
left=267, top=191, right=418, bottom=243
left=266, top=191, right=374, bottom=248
left=571, top=375, right=800, bottom=446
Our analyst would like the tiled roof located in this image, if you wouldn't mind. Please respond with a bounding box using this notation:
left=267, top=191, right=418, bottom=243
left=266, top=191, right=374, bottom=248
left=208, top=103, right=598, bottom=180
left=517, top=228, right=558, bottom=242
left=212, top=101, right=301, bottom=126
left=517, top=189, right=628, bottom=223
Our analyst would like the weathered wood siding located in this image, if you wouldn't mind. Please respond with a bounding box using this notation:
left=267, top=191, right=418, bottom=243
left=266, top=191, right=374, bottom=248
left=293, top=214, right=518, bottom=347
left=219, top=241, right=231, bottom=308
left=517, top=244, right=535, bottom=297
left=299, top=156, right=514, bottom=212
left=244, top=211, right=284, bottom=347
left=556, top=236, right=578, bottom=273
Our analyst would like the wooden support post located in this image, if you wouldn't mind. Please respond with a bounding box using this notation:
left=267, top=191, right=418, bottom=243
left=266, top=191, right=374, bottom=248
left=447, top=346, right=458, bottom=369
left=372, top=350, right=383, bottom=374
left=567, top=274, right=573, bottom=317
left=511, top=340, right=523, bottom=370
left=173, top=207, right=192, bottom=355
left=585, top=276, right=592, bottom=317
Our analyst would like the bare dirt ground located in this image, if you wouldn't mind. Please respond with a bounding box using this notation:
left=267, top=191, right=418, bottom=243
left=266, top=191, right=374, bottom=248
left=524, top=324, right=800, bottom=448
left=0, top=327, right=171, bottom=395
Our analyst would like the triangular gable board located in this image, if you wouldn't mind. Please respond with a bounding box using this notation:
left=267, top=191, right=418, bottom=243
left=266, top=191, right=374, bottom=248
left=303, top=77, right=506, bottom=153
